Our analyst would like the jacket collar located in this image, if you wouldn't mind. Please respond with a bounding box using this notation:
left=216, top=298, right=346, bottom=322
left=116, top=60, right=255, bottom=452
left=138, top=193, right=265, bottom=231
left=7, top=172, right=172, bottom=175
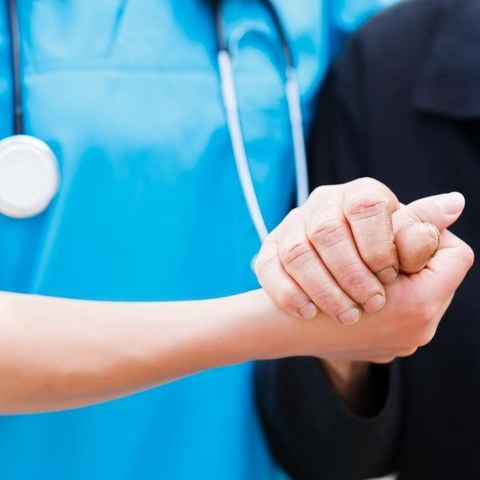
left=413, top=0, right=480, bottom=119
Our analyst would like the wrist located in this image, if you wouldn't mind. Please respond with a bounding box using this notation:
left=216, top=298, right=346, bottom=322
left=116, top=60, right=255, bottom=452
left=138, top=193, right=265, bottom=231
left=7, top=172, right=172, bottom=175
left=224, top=289, right=300, bottom=361
left=320, top=359, right=390, bottom=416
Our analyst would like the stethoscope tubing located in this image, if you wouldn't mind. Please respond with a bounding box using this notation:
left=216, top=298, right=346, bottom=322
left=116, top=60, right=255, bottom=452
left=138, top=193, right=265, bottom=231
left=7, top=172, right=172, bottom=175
left=214, top=0, right=308, bottom=243
left=7, top=0, right=23, bottom=135
left=1, top=0, right=60, bottom=219
left=218, top=50, right=270, bottom=241
left=4, top=0, right=308, bottom=230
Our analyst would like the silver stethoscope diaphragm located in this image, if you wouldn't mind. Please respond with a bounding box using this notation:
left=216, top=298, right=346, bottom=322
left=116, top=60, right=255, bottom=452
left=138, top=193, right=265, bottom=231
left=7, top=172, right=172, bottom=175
left=0, top=135, right=59, bottom=218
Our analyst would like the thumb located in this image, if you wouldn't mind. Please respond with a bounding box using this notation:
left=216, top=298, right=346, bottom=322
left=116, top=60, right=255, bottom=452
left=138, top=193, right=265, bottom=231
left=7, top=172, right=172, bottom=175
left=392, top=192, right=465, bottom=234
left=412, top=229, right=474, bottom=304
left=395, top=222, right=440, bottom=274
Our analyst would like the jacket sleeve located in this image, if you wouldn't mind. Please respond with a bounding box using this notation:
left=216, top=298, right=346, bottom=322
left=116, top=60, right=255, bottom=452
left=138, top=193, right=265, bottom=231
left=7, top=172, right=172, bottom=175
left=255, top=40, right=403, bottom=480
left=255, top=358, right=401, bottom=480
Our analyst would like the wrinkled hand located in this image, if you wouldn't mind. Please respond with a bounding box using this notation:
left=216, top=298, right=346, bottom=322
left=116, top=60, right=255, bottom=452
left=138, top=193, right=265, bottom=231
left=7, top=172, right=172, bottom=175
left=255, top=177, right=467, bottom=325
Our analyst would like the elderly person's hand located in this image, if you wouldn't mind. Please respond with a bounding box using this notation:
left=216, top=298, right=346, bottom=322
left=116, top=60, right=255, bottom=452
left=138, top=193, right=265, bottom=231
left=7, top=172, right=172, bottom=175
left=255, top=177, right=473, bottom=412
left=255, top=177, right=465, bottom=325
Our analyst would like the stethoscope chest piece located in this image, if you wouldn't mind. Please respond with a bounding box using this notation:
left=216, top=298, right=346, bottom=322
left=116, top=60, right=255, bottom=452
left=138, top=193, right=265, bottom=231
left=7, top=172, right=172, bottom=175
left=0, top=135, right=59, bottom=218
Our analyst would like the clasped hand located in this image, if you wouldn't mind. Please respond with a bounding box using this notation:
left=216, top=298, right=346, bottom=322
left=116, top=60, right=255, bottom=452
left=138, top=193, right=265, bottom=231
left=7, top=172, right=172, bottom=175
left=256, top=177, right=474, bottom=363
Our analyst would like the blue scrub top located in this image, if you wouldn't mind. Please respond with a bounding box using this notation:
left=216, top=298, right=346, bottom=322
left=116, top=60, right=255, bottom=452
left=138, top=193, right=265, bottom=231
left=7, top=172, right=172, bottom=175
left=0, top=1, right=394, bottom=479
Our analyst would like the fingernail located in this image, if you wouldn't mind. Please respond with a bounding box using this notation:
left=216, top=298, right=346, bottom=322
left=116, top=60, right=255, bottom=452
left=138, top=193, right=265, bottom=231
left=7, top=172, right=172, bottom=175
left=338, top=306, right=360, bottom=326
left=298, top=301, right=318, bottom=319
left=363, top=293, right=385, bottom=314
left=437, top=192, right=465, bottom=215
left=377, top=266, right=398, bottom=284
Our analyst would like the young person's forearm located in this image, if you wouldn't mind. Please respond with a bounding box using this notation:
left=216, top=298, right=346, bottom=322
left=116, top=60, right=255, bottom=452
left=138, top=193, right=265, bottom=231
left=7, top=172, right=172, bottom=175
left=0, top=222, right=473, bottom=415
left=0, top=290, right=299, bottom=414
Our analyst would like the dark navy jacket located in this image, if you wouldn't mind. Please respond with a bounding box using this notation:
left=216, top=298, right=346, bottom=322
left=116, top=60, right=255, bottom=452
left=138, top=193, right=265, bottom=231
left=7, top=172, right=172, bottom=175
left=256, top=0, right=480, bottom=478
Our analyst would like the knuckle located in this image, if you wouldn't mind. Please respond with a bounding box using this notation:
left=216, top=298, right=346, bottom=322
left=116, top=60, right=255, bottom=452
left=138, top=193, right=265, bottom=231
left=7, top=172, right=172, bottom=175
left=280, top=240, right=312, bottom=269
left=374, top=356, right=396, bottom=365
left=415, top=329, right=435, bottom=347
left=408, top=322, right=436, bottom=347
left=275, top=287, right=307, bottom=314
left=402, top=297, right=436, bottom=324
left=345, top=193, right=390, bottom=220
left=397, top=347, right=418, bottom=357
left=308, top=283, right=332, bottom=304
left=282, top=207, right=300, bottom=225
left=254, top=255, right=287, bottom=292
left=363, top=244, right=397, bottom=270
left=337, top=265, right=374, bottom=295
left=307, top=217, right=348, bottom=250
left=341, top=268, right=368, bottom=289
left=309, top=286, right=351, bottom=318
left=392, top=310, right=437, bottom=349
left=253, top=253, right=270, bottom=282
left=462, top=244, right=475, bottom=269
left=415, top=302, right=438, bottom=324
left=348, top=176, right=381, bottom=190
left=407, top=203, right=430, bottom=224
left=310, top=185, right=332, bottom=201
left=357, top=176, right=383, bottom=188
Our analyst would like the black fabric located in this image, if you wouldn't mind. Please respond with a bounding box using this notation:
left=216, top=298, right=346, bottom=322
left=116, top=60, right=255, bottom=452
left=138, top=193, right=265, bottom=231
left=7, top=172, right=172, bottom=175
left=256, top=0, right=480, bottom=478
left=255, top=359, right=402, bottom=480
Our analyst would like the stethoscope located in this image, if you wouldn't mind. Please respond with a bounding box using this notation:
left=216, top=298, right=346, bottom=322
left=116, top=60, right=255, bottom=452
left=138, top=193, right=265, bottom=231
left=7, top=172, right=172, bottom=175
left=214, top=0, right=307, bottom=242
left=1, top=0, right=307, bottom=238
left=0, top=0, right=60, bottom=218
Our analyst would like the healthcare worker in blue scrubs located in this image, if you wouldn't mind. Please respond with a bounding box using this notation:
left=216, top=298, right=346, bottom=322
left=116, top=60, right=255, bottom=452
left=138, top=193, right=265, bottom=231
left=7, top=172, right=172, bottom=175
left=0, top=1, right=459, bottom=479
